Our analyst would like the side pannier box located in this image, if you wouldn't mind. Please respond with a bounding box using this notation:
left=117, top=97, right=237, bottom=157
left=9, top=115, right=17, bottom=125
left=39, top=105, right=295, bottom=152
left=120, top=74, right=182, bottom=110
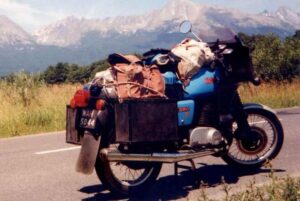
left=115, top=99, right=178, bottom=143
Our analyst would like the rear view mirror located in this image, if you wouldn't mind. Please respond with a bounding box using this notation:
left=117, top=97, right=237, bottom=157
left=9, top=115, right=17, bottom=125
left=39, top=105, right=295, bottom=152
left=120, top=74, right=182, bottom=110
left=179, top=20, right=192, bottom=33
left=179, top=20, right=202, bottom=42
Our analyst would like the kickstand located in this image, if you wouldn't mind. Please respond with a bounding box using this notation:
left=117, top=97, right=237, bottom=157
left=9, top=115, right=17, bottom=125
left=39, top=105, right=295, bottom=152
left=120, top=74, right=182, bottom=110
left=174, top=159, right=200, bottom=187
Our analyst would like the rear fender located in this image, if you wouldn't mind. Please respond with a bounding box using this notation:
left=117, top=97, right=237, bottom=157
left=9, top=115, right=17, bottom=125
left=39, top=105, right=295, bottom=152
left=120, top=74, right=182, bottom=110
left=75, top=108, right=109, bottom=175
left=76, top=132, right=101, bottom=175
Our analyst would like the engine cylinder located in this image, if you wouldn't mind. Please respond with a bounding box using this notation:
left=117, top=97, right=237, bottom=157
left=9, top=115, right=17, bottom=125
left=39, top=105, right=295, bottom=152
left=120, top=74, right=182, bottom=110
left=189, top=127, right=223, bottom=147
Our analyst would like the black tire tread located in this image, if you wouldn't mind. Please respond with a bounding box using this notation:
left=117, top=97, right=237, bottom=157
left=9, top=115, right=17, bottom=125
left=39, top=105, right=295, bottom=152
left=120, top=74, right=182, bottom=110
left=95, top=158, right=162, bottom=196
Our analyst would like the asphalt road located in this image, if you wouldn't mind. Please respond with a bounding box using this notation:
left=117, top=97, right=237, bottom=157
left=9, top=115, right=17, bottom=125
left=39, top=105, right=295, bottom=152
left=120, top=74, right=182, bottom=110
left=0, top=108, right=300, bottom=201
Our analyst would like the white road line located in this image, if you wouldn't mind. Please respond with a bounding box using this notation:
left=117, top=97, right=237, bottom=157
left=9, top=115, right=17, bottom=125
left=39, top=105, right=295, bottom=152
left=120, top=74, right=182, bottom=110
left=35, top=146, right=80, bottom=155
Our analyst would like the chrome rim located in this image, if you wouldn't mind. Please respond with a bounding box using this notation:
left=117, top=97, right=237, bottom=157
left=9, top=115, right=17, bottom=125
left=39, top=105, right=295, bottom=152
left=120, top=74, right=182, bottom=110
left=228, top=113, right=278, bottom=165
left=107, top=144, right=156, bottom=187
left=109, top=162, right=154, bottom=187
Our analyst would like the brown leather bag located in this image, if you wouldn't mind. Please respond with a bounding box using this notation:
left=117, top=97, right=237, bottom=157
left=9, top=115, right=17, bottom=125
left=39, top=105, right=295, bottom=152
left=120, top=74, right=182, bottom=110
left=108, top=53, right=166, bottom=100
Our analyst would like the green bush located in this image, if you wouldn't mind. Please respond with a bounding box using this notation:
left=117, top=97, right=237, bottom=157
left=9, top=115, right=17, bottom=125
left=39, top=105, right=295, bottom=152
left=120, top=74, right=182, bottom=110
left=239, top=31, right=300, bottom=81
left=42, top=60, right=110, bottom=84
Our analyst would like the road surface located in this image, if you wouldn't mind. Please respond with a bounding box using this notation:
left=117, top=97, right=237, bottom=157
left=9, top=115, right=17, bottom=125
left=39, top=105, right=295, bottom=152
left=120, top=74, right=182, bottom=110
left=0, top=108, right=299, bottom=201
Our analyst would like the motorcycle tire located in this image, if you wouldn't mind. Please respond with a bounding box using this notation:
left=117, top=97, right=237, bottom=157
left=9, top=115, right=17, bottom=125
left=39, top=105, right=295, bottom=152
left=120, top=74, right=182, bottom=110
left=221, top=107, right=284, bottom=169
left=95, top=134, right=162, bottom=196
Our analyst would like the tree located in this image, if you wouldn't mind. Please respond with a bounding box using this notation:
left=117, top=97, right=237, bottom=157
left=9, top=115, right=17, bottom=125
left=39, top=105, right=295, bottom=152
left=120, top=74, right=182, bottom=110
left=42, top=59, right=110, bottom=84
left=293, top=30, right=300, bottom=40
left=280, top=36, right=300, bottom=81
left=251, top=34, right=285, bottom=80
left=239, top=32, right=300, bottom=81
left=43, top=63, right=69, bottom=84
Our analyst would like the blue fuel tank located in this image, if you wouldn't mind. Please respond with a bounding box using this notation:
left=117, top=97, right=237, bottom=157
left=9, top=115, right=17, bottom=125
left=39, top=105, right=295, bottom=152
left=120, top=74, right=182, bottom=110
left=183, top=67, right=221, bottom=99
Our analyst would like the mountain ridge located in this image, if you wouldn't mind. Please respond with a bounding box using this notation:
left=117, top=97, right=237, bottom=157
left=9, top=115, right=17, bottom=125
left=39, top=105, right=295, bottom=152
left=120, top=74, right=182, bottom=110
left=0, top=15, right=35, bottom=46
left=0, top=0, right=299, bottom=74
left=32, top=0, right=300, bottom=47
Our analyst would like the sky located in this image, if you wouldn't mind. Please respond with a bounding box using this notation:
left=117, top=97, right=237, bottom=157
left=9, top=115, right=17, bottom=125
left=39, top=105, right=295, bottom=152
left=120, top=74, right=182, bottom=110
left=0, top=0, right=299, bottom=32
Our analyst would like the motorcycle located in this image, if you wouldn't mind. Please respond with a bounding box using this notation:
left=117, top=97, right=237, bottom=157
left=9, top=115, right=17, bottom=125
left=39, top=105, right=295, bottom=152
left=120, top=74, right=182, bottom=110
left=66, top=21, right=284, bottom=196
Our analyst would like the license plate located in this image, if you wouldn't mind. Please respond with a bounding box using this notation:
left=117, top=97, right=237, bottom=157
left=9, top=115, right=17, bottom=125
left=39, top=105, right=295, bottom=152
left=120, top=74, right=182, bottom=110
left=79, top=109, right=99, bottom=129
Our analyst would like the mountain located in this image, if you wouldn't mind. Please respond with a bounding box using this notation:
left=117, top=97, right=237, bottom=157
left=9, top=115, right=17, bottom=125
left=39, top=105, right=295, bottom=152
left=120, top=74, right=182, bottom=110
left=0, top=15, right=34, bottom=46
left=268, top=7, right=300, bottom=28
left=34, top=16, right=106, bottom=47
left=277, top=7, right=300, bottom=28
left=34, top=0, right=300, bottom=47
left=0, top=0, right=300, bottom=74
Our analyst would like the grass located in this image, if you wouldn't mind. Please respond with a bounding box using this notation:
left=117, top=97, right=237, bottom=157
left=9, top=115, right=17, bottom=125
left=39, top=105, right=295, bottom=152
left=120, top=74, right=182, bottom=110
left=0, top=73, right=78, bottom=137
left=199, top=176, right=300, bottom=201
left=239, top=80, right=300, bottom=108
left=0, top=73, right=299, bottom=137
left=198, top=164, right=300, bottom=201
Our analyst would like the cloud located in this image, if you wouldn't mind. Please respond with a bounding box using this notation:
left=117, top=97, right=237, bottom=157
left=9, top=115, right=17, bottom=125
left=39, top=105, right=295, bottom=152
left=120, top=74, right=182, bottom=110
left=0, top=0, right=66, bottom=32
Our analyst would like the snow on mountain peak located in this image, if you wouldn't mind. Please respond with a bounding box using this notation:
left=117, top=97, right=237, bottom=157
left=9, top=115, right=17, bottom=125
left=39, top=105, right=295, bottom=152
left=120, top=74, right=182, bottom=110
left=33, top=16, right=102, bottom=47
left=261, top=9, right=273, bottom=17
left=275, top=7, right=300, bottom=28
left=0, top=15, right=34, bottom=46
left=27, top=2, right=300, bottom=47
left=33, top=0, right=207, bottom=47
left=164, top=0, right=205, bottom=19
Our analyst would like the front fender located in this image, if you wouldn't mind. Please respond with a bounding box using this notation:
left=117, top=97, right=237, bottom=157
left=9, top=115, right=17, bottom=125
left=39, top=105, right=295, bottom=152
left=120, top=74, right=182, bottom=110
left=243, top=103, right=277, bottom=115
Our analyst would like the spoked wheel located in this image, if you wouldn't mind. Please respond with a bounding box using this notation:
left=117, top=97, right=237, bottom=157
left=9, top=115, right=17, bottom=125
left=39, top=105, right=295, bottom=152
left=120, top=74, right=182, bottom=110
left=222, top=108, right=284, bottom=168
left=236, top=126, right=268, bottom=155
left=95, top=143, right=162, bottom=196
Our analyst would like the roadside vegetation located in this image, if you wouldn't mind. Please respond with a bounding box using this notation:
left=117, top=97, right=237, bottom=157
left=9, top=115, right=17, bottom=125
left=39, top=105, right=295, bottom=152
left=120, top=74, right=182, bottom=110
left=199, top=165, right=300, bottom=201
left=0, top=74, right=299, bottom=138
left=0, top=73, right=77, bottom=137
left=227, top=176, right=300, bottom=201
left=239, top=80, right=300, bottom=108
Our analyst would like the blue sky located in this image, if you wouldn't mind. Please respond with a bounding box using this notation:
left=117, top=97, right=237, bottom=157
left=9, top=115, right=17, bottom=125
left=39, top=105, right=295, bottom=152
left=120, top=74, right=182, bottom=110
left=0, top=0, right=299, bottom=32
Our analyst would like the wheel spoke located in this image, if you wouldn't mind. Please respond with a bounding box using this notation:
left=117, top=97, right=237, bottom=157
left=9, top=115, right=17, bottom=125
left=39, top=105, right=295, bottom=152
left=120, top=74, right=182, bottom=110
left=104, top=144, right=159, bottom=187
left=228, top=113, right=279, bottom=165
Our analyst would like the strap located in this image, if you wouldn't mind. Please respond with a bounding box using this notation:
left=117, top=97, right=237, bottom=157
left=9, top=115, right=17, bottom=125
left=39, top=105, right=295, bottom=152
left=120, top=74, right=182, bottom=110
left=102, top=82, right=168, bottom=99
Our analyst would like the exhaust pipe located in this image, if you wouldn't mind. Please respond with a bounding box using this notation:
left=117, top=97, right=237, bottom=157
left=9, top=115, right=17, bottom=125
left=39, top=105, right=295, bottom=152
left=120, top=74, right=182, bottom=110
left=105, top=149, right=216, bottom=163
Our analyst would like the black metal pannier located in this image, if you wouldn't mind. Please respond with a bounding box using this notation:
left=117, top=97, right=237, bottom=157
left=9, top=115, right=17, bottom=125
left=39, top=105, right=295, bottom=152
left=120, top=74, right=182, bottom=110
left=114, top=99, right=178, bottom=143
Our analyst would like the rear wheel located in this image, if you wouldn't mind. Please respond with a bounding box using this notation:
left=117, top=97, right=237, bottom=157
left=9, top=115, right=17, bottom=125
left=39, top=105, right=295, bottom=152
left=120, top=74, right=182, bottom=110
left=95, top=141, right=162, bottom=196
left=222, top=108, right=284, bottom=169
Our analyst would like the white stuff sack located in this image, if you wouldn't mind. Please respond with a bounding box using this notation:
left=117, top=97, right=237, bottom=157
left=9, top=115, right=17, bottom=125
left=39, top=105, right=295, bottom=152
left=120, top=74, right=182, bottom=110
left=93, top=68, right=117, bottom=98
left=171, top=38, right=215, bottom=80
left=95, top=67, right=114, bottom=84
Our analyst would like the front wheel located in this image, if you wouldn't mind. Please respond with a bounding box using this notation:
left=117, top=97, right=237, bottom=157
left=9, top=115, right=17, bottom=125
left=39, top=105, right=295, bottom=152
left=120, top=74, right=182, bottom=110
left=222, top=108, right=284, bottom=169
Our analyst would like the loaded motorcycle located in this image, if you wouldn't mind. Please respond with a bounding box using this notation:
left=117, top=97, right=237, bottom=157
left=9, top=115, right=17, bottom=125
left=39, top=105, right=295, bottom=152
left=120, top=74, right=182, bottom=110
left=66, top=21, right=284, bottom=196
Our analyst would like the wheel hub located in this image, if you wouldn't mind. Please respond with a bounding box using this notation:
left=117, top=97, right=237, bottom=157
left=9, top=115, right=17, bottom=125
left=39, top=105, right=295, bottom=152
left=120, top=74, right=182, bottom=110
left=237, top=127, right=268, bottom=155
